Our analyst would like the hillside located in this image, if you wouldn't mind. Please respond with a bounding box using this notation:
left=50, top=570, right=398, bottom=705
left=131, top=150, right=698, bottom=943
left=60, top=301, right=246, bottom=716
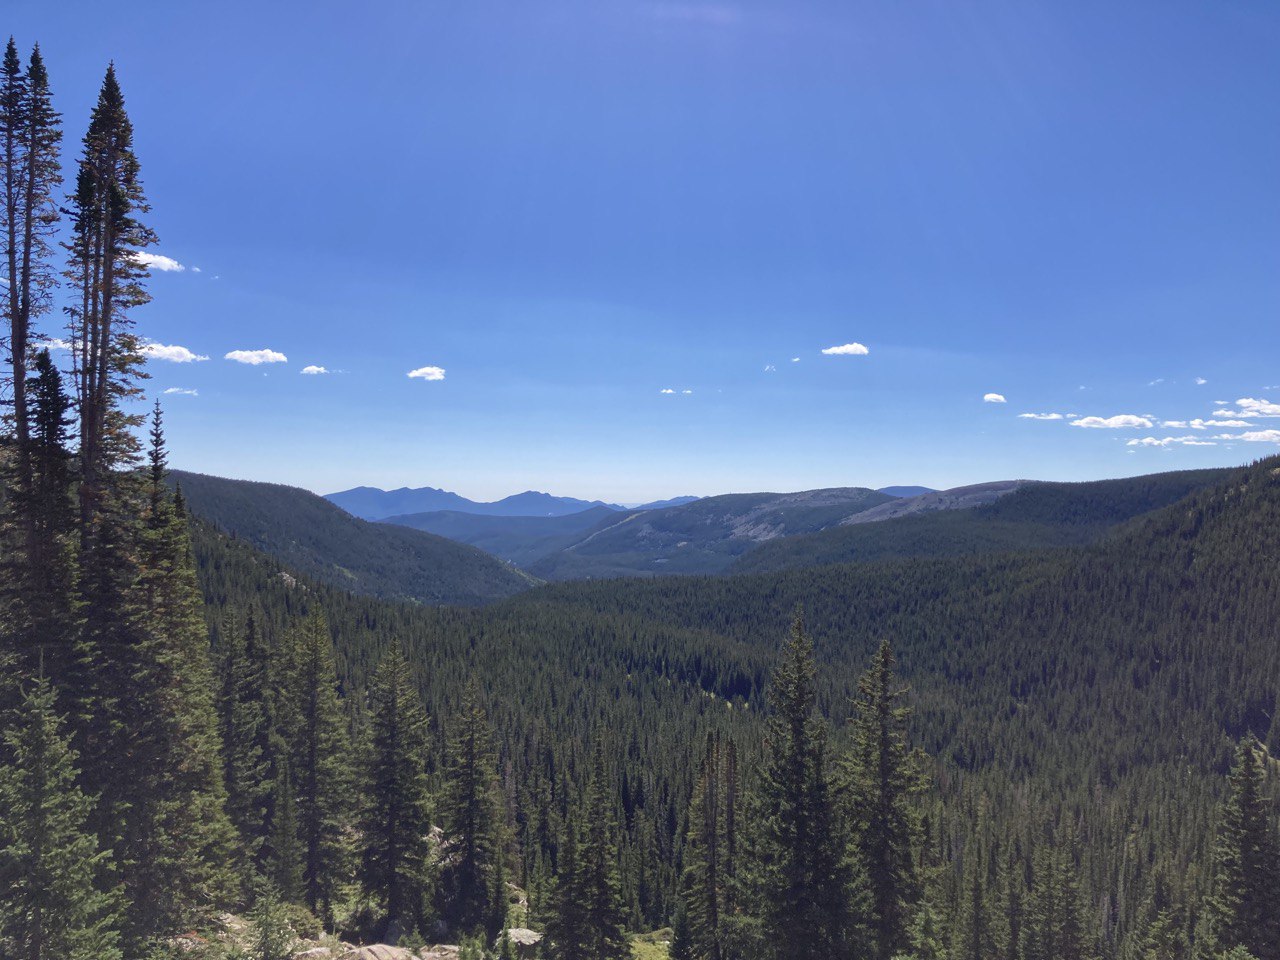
left=524, top=486, right=896, bottom=579
left=325, top=484, right=621, bottom=520
left=188, top=454, right=1280, bottom=953
left=170, top=470, right=536, bottom=605
left=733, top=467, right=1232, bottom=573
left=379, top=505, right=619, bottom=566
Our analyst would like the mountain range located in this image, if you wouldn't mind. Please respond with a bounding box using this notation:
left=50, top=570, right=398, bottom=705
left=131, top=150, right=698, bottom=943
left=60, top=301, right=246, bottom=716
left=324, top=485, right=700, bottom=520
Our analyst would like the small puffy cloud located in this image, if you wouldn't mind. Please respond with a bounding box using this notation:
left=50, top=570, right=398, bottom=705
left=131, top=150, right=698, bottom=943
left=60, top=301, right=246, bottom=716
left=682, top=389, right=693, bottom=395
left=660, top=388, right=675, bottom=394
left=143, top=341, right=208, bottom=363
left=45, top=337, right=72, bottom=351
left=134, top=252, right=186, bottom=272
left=764, top=364, right=776, bottom=373
left=300, top=365, right=328, bottom=375
left=1195, top=377, right=1207, bottom=385
left=983, top=393, right=1006, bottom=403
left=407, top=365, right=445, bottom=381
left=162, top=387, right=198, bottom=396
left=1018, top=412, right=1063, bottom=421
left=226, top=349, right=287, bottom=365
left=791, top=357, right=800, bottom=363
left=1070, top=414, right=1153, bottom=429
left=821, top=342, right=870, bottom=356
left=1214, top=397, right=1280, bottom=418
left=1147, top=378, right=1165, bottom=387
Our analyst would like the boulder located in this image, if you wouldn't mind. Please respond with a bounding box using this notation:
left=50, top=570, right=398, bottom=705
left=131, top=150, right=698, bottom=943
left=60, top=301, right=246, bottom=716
left=339, top=947, right=418, bottom=960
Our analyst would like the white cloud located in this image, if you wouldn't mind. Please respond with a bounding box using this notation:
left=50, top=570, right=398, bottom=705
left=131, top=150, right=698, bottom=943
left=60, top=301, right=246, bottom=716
left=682, top=389, right=693, bottom=395
left=1195, top=377, right=1207, bottom=385
left=226, top=349, right=287, bottom=365
left=791, top=357, right=800, bottom=363
left=764, top=364, right=776, bottom=373
left=1163, top=418, right=1253, bottom=430
left=983, top=393, right=1006, bottom=403
left=407, top=365, right=445, bottom=381
left=300, top=365, right=328, bottom=375
left=1127, top=435, right=1217, bottom=448
left=45, top=337, right=72, bottom=351
left=821, top=342, right=870, bottom=356
left=162, top=387, right=198, bottom=396
left=1212, top=429, right=1280, bottom=444
left=1147, top=378, right=1165, bottom=386
left=143, top=341, right=208, bottom=363
left=660, top=388, right=675, bottom=394
left=1070, top=414, right=1154, bottom=429
left=1214, top=397, right=1280, bottom=418
left=1018, top=412, right=1063, bottom=420
left=134, top=251, right=186, bottom=273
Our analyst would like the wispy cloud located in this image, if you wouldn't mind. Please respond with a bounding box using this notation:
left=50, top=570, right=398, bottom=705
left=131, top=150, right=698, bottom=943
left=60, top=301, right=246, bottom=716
left=983, top=393, right=1006, bottom=403
left=408, top=365, right=445, bottom=381
left=1215, top=429, right=1280, bottom=444
left=143, top=342, right=208, bottom=363
left=1160, top=418, right=1250, bottom=430
left=660, top=388, right=676, bottom=394
left=134, top=252, right=186, bottom=273
left=1127, top=436, right=1217, bottom=448
left=226, top=349, right=287, bottom=365
left=162, top=387, right=198, bottom=396
left=1070, top=414, right=1154, bottom=429
left=821, top=342, right=870, bottom=356
left=1147, top=378, right=1165, bottom=387
left=764, top=364, right=776, bottom=373
left=300, top=365, right=328, bottom=375
left=682, top=389, right=694, bottom=395
left=1214, top=397, right=1280, bottom=418
left=791, top=357, right=800, bottom=363
left=1018, top=412, right=1064, bottom=421
left=1195, top=377, right=1207, bottom=385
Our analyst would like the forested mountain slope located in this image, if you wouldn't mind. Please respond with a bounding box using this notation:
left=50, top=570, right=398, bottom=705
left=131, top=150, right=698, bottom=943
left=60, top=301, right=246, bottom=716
left=171, top=470, right=536, bottom=605
left=188, top=454, right=1280, bottom=954
left=526, top=485, right=895, bottom=579
left=379, top=505, right=620, bottom=566
left=733, top=466, right=1231, bottom=573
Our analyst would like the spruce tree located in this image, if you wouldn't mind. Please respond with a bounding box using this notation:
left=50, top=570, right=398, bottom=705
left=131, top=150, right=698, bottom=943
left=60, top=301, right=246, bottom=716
left=2, top=39, right=62, bottom=486
left=546, top=754, right=630, bottom=960
left=218, top=609, right=274, bottom=875
left=286, top=612, right=352, bottom=922
left=750, top=609, right=863, bottom=960
left=359, top=644, right=433, bottom=939
left=951, top=845, right=997, bottom=960
left=0, top=678, right=120, bottom=960
left=845, top=639, right=921, bottom=960
left=1204, top=737, right=1280, bottom=960
left=680, top=732, right=741, bottom=960
left=436, top=680, right=508, bottom=939
left=64, top=63, right=153, bottom=526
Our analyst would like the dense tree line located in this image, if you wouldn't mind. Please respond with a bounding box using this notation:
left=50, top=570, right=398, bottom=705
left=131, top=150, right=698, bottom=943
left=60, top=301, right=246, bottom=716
left=3, top=35, right=1280, bottom=960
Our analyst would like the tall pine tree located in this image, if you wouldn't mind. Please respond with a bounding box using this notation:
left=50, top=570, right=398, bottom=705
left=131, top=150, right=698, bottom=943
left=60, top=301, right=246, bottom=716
left=359, top=644, right=434, bottom=940
left=844, top=639, right=921, bottom=960
left=749, top=609, right=863, bottom=960
left=436, top=680, right=509, bottom=940
left=0, top=678, right=120, bottom=960
left=1203, top=737, right=1280, bottom=960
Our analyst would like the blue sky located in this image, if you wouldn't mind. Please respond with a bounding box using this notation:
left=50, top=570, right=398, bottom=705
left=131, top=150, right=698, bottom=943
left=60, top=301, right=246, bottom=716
left=10, top=0, right=1280, bottom=501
